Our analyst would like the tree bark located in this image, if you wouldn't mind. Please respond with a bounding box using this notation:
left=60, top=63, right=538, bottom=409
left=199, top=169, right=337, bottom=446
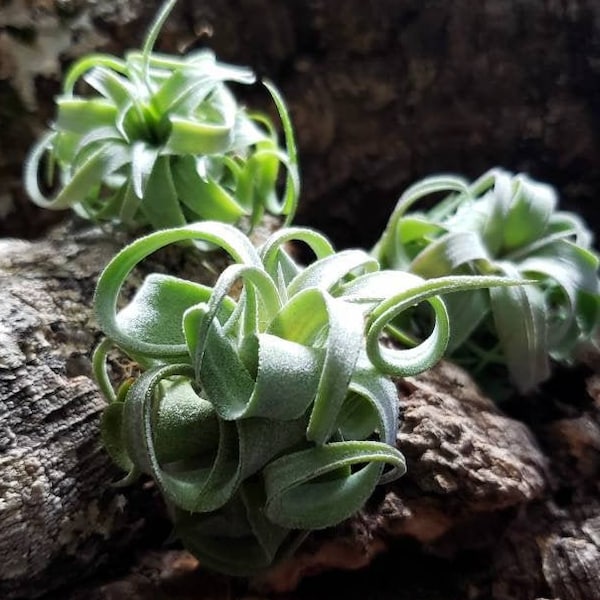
left=0, top=220, right=269, bottom=598
left=0, top=226, right=132, bottom=599
left=0, top=222, right=203, bottom=598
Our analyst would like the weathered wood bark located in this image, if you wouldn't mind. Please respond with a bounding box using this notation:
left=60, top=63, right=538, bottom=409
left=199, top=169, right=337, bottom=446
left=0, top=220, right=270, bottom=599
left=0, top=227, right=132, bottom=599
left=2, top=0, right=600, bottom=244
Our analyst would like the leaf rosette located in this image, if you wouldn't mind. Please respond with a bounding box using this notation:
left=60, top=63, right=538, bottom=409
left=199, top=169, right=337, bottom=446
left=373, top=168, right=600, bottom=393
left=93, top=221, right=517, bottom=574
left=25, top=0, right=298, bottom=230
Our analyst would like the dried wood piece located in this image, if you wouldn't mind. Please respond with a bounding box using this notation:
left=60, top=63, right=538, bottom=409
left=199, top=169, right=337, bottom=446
left=0, top=226, right=142, bottom=599
left=67, top=550, right=233, bottom=600
left=491, top=489, right=600, bottom=600
left=489, top=374, right=600, bottom=600
left=397, top=362, right=549, bottom=511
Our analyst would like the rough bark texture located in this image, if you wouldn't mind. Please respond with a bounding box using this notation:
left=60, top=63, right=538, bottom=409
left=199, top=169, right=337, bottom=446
left=2, top=0, right=600, bottom=245
left=0, top=221, right=199, bottom=598
left=0, top=227, right=135, bottom=599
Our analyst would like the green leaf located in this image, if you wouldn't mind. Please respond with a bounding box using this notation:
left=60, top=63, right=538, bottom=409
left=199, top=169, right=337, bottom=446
left=501, top=174, right=556, bottom=251
left=263, top=441, right=405, bottom=529
left=171, top=155, right=245, bottom=223
left=84, top=66, right=135, bottom=107
left=131, top=141, right=159, bottom=198
left=153, top=68, right=216, bottom=114
left=63, top=54, right=129, bottom=95
left=26, top=139, right=130, bottom=210
left=152, top=378, right=219, bottom=464
left=139, top=155, right=188, bottom=230
left=95, top=222, right=261, bottom=361
left=116, top=273, right=214, bottom=351
left=443, top=290, right=490, bottom=353
left=175, top=486, right=291, bottom=576
left=340, top=271, right=522, bottom=377
left=122, top=364, right=242, bottom=513
left=101, top=401, right=134, bottom=473
left=262, top=79, right=300, bottom=224
left=260, top=227, right=335, bottom=286
left=375, top=175, right=470, bottom=266
left=490, top=262, right=550, bottom=392
left=56, top=97, right=118, bottom=133
left=166, top=115, right=234, bottom=155
left=287, top=249, right=378, bottom=297
left=517, top=240, right=599, bottom=349
left=409, top=231, right=490, bottom=278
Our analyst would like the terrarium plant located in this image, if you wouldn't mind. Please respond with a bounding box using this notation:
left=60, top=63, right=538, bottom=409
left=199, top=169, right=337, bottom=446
left=373, top=168, right=600, bottom=393
left=24, top=0, right=298, bottom=230
left=93, top=221, right=518, bottom=575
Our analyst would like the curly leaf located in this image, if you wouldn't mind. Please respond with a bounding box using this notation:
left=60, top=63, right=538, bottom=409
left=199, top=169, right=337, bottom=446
left=264, top=441, right=406, bottom=530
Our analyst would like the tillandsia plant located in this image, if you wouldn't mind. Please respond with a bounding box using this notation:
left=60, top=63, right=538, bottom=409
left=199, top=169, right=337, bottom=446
left=24, top=0, right=298, bottom=230
left=93, top=221, right=519, bottom=575
left=373, top=168, right=600, bottom=394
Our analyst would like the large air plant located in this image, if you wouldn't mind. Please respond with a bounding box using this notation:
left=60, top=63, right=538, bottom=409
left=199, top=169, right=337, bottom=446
left=93, top=221, right=518, bottom=575
left=373, top=168, right=600, bottom=393
left=25, top=0, right=298, bottom=230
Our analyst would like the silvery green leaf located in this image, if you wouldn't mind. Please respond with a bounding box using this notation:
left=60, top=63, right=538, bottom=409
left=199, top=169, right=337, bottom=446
left=409, top=230, right=490, bottom=278
left=501, top=174, right=556, bottom=251
left=263, top=441, right=405, bottom=530
left=131, top=141, right=159, bottom=198
left=490, top=262, right=550, bottom=392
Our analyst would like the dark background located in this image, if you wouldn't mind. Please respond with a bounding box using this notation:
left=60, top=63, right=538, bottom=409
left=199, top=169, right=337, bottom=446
left=1, top=0, right=600, bottom=247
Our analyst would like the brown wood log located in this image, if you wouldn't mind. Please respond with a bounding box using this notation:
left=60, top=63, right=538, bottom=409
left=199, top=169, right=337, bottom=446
left=0, top=226, right=134, bottom=599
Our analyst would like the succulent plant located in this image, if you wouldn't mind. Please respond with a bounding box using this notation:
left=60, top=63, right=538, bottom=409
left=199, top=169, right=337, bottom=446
left=373, top=168, right=600, bottom=393
left=93, top=221, right=515, bottom=574
left=25, top=0, right=298, bottom=230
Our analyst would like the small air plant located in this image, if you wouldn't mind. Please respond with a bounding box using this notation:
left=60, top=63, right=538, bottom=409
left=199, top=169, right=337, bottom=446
left=93, top=221, right=517, bottom=575
left=373, top=168, right=600, bottom=394
left=25, top=0, right=298, bottom=230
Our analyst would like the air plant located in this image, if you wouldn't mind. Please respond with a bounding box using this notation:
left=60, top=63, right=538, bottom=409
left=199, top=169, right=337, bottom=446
left=373, top=168, right=600, bottom=393
left=93, top=221, right=518, bottom=575
left=24, top=0, right=298, bottom=230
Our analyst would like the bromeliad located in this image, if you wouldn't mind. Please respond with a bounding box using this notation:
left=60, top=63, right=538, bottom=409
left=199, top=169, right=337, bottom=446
left=373, top=168, right=600, bottom=393
left=25, top=0, right=298, bottom=230
left=93, top=221, right=519, bottom=575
